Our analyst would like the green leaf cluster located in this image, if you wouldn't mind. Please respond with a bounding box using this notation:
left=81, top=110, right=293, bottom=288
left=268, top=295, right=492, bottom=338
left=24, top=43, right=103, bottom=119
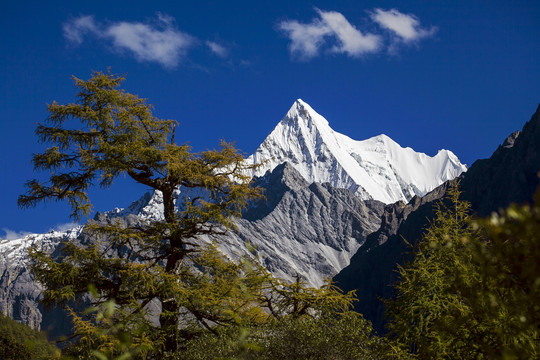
left=461, top=190, right=540, bottom=358
left=385, top=182, right=540, bottom=359
left=178, top=278, right=406, bottom=360
left=0, top=313, right=60, bottom=359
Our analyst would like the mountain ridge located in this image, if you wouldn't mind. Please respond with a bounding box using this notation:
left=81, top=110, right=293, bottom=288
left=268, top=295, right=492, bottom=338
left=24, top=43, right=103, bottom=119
left=247, top=99, right=466, bottom=204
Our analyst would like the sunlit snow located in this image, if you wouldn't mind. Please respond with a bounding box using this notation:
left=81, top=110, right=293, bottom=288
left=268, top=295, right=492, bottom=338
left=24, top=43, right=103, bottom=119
left=247, top=99, right=467, bottom=204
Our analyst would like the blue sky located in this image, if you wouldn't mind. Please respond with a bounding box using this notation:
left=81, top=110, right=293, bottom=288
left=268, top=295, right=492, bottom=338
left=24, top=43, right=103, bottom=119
left=1, top=0, right=539, bottom=237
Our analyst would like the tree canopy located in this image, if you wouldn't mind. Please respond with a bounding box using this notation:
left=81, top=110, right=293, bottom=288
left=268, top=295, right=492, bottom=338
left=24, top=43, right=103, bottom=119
left=0, top=313, right=60, bottom=359
left=19, top=70, right=266, bottom=355
left=385, top=182, right=485, bottom=358
left=19, top=70, right=539, bottom=359
left=385, top=182, right=540, bottom=359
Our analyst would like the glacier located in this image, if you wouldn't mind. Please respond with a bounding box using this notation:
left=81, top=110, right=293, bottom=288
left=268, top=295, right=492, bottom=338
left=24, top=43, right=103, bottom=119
left=247, top=99, right=467, bottom=204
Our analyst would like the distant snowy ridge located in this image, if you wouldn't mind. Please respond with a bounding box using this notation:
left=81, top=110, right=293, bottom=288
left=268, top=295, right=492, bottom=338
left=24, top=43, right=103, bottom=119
left=246, top=99, right=467, bottom=204
left=0, top=226, right=84, bottom=265
left=0, top=226, right=85, bottom=329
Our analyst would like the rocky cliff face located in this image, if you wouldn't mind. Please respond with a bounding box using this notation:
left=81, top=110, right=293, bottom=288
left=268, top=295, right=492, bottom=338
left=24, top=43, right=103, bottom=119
left=0, top=227, right=83, bottom=330
left=100, top=162, right=386, bottom=287
left=5, top=101, right=534, bottom=335
left=334, top=183, right=450, bottom=331
left=215, top=162, right=385, bottom=286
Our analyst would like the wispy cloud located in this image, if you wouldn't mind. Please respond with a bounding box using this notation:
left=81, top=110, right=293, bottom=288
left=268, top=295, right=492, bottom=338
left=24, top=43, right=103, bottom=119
left=278, top=17, right=332, bottom=60
left=278, top=9, right=380, bottom=60
left=318, top=10, right=381, bottom=56
left=206, top=41, right=229, bottom=58
left=1, top=228, right=32, bottom=241
left=50, top=222, right=79, bottom=233
left=62, top=15, right=99, bottom=44
left=370, top=8, right=437, bottom=42
left=278, top=8, right=436, bottom=60
left=63, top=13, right=195, bottom=69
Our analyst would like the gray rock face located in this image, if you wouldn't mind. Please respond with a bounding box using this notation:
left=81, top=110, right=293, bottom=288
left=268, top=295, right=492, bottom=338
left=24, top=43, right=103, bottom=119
left=0, top=228, right=82, bottom=330
left=0, top=261, right=42, bottom=329
left=334, top=182, right=450, bottom=331
left=10, top=102, right=537, bottom=333
left=502, top=130, right=520, bottom=149
left=216, top=163, right=385, bottom=286
left=0, top=162, right=385, bottom=330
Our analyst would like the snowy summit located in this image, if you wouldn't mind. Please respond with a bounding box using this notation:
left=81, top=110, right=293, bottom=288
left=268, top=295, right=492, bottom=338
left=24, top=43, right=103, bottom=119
left=247, top=99, right=467, bottom=204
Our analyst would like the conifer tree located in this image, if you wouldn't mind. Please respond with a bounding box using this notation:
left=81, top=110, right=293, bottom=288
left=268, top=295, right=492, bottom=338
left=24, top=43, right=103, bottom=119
left=179, top=277, right=405, bottom=360
left=19, top=71, right=404, bottom=359
left=386, top=182, right=540, bottom=359
left=385, top=182, right=486, bottom=359
left=18, top=70, right=265, bottom=355
left=461, top=189, right=540, bottom=358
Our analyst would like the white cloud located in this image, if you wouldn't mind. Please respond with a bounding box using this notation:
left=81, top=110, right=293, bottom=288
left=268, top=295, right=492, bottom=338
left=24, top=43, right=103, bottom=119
left=278, top=8, right=436, bottom=60
left=317, top=10, right=381, bottom=56
left=1, top=228, right=31, bottom=241
left=370, top=8, right=437, bottom=42
left=62, top=15, right=100, bottom=44
left=206, top=41, right=228, bottom=58
left=105, top=22, right=193, bottom=68
left=278, top=18, right=331, bottom=60
left=63, top=14, right=195, bottom=68
left=278, top=9, right=380, bottom=60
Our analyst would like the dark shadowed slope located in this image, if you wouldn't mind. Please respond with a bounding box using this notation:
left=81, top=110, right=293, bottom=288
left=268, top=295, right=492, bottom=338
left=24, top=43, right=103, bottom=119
left=335, top=103, right=540, bottom=332
left=460, top=104, right=540, bottom=216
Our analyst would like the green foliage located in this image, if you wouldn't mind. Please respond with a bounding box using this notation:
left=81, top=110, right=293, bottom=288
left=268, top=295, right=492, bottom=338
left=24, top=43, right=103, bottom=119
left=0, top=313, right=60, bottom=359
left=385, top=182, right=486, bottom=358
left=31, top=70, right=540, bottom=360
left=179, top=314, right=385, bottom=360
left=18, top=70, right=260, bottom=223
left=386, top=182, right=540, bottom=359
left=459, top=190, right=540, bottom=359
left=20, top=70, right=399, bottom=359
left=61, top=298, right=155, bottom=359
left=178, top=278, right=406, bottom=360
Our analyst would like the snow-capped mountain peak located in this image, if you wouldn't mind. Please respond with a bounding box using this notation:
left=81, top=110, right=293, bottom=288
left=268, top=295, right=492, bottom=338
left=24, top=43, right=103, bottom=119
left=247, top=100, right=467, bottom=204
left=283, top=98, right=329, bottom=127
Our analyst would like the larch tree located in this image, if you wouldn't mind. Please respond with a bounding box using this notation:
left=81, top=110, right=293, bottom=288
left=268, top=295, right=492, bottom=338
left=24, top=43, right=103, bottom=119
left=385, top=182, right=540, bottom=359
left=18, top=70, right=266, bottom=356
left=384, top=182, right=486, bottom=359
left=460, top=188, right=540, bottom=358
left=19, top=71, right=400, bottom=360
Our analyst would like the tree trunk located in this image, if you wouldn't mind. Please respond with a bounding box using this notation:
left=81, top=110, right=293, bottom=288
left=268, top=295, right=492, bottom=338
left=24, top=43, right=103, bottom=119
left=160, top=299, right=180, bottom=353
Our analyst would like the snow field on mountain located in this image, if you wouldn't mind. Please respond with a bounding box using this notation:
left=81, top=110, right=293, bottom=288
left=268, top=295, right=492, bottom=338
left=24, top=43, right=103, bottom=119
left=247, top=99, right=467, bottom=204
